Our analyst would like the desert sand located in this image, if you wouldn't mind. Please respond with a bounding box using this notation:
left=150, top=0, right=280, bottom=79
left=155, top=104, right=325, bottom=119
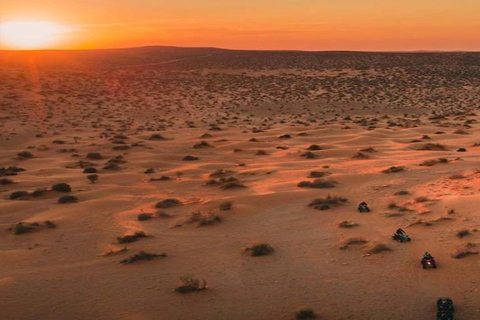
left=2, top=47, right=480, bottom=319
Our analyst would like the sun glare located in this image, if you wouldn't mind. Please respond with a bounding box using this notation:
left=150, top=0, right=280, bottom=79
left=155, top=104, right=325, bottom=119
left=0, top=21, right=66, bottom=49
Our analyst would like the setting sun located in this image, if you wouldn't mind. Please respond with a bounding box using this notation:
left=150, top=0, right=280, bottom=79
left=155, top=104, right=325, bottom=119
left=0, top=21, right=66, bottom=49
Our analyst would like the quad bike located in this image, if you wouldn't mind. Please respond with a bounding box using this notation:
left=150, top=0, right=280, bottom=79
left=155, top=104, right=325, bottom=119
left=392, top=232, right=411, bottom=242
left=357, top=205, right=370, bottom=213
left=421, top=257, right=437, bottom=269
left=437, top=298, right=454, bottom=320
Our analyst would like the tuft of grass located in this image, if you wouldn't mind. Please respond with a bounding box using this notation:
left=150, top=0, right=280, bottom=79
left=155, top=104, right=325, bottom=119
left=244, top=243, right=274, bottom=256
left=419, top=143, right=447, bottom=151
left=9, top=191, right=29, bottom=200
left=394, top=190, right=410, bottom=196
left=120, top=251, right=166, bottom=264
left=297, top=179, right=337, bottom=189
left=149, top=134, right=165, bottom=141
left=309, top=195, right=348, bottom=211
left=182, top=155, right=199, bottom=161
left=188, top=212, right=222, bottom=226
left=137, top=213, right=154, bottom=221
left=174, top=275, right=208, bottom=294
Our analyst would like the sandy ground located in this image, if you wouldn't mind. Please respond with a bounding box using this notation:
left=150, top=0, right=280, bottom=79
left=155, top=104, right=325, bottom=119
left=2, top=48, right=480, bottom=320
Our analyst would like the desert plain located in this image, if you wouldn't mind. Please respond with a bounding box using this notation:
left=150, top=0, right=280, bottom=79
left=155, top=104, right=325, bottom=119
left=2, top=47, right=480, bottom=319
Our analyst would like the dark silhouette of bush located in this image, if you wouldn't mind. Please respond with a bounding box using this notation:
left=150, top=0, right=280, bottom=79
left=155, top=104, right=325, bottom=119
left=220, top=181, right=247, bottom=190
left=245, top=243, right=274, bottom=256
left=308, top=171, right=330, bottom=178
left=83, top=167, right=97, bottom=173
left=86, top=152, right=103, bottom=160
left=297, top=179, right=337, bottom=188
left=382, top=166, right=405, bottom=173
left=138, top=213, right=154, bottom=221
left=307, top=145, right=322, bottom=151
left=144, top=168, right=155, bottom=174
left=52, top=183, right=72, bottom=192
left=309, top=195, right=348, bottom=210
left=17, top=151, right=34, bottom=159
left=120, top=251, right=166, bottom=264
left=302, top=151, right=318, bottom=159
left=58, top=195, right=78, bottom=204
left=183, top=155, right=199, bottom=161
left=188, top=212, right=222, bottom=226
left=419, top=143, right=447, bottom=151
left=155, top=198, right=182, bottom=208
left=9, top=191, right=29, bottom=200
left=149, top=134, right=165, bottom=141
left=117, top=231, right=148, bottom=243
left=31, top=188, right=48, bottom=197
left=193, top=141, right=213, bottom=148
left=219, top=201, right=233, bottom=211
left=103, top=163, right=120, bottom=170
left=295, top=309, right=317, bottom=320
left=174, top=275, right=207, bottom=293
left=0, top=178, right=13, bottom=185
left=87, top=174, right=99, bottom=184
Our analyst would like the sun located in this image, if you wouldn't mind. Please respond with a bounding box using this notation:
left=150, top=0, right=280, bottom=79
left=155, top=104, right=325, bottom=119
left=0, top=21, right=66, bottom=49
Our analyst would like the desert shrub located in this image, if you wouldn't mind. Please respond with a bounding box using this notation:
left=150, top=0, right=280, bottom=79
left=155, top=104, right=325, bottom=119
left=210, top=169, right=234, bottom=177
left=394, top=190, right=410, bottom=195
left=182, top=155, right=199, bottom=161
left=174, top=275, right=207, bottom=293
left=144, top=168, right=155, bottom=174
left=366, top=243, right=392, bottom=254
left=219, top=201, right=233, bottom=211
left=117, top=231, right=148, bottom=244
left=452, top=244, right=478, bottom=259
left=0, top=166, right=25, bottom=176
left=103, top=163, right=120, bottom=170
left=220, top=181, right=247, bottom=190
left=188, top=212, right=222, bottom=226
left=295, top=309, right=317, bottom=320
left=453, top=129, right=470, bottom=135
left=52, top=183, right=72, bottom=192
left=112, top=145, right=130, bottom=151
left=340, top=237, right=368, bottom=249
left=338, top=221, right=359, bottom=228
left=193, top=141, right=213, bottom=148
left=307, top=145, right=322, bottom=151
left=0, top=178, right=13, bottom=185
left=419, top=143, right=447, bottom=151
left=149, top=176, right=172, bottom=182
left=31, top=188, right=48, bottom=197
left=120, top=251, right=166, bottom=264
left=382, top=166, right=405, bottom=173
left=297, top=179, right=337, bottom=189
left=9, top=191, right=29, bottom=200
left=138, top=213, right=154, bottom=221
left=457, top=229, right=471, bottom=238
left=58, top=195, right=78, bottom=204
left=449, top=173, right=466, bottom=179
left=301, top=151, right=318, bottom=159
left=66, top=161, right=96, bottom=169
left=17, top=151, right=34, bottom=159
left=279, top=134, right=291, bottom=139
left=200, top=133, right=213, bottom=139
left=83, top=167, right=97, bottom=173
left=44, top=220, right=56, bottom=228
left=308, top=171, right=330, bottom=178
left=87, top=174, right=99, bottom=183
left=360, top=147, right=376, bottom=152
left=11, top=223, right=35, bottom=234
left=256, top=150, right=267, bottom=156
left=415, top=196, right=429, bottom=203
left=309, top=195, right=348, bottom=210
left=155, top=198, right=182, bottom=208
left=245, top=243, right=274, bottom=256
left=352, top=152, right=369, bottom=159
left=86, top=152, right=103, bottom=160
left=149, top=134, right=165, bottom=141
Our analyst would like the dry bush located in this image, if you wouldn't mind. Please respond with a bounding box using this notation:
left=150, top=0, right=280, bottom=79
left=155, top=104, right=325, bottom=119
left=340, top=237, right=368, bottom=249
left=307, top=145, right=322, bottom=151
left=219, top=201, right=233, bottom=211
left=256, top=150, right=268, bottom=156
left=188, top=212, right=221, bottom=226
left=137, top=213, right=154, bottom=221
left=366, top=243, right=392, bottom=254
left=220, top=181, right=247, bottom=190
left=415, top=196, right=429, bottom=203
left=9, top=191, right=29, bottom=200
left=117, top=231, right=148, bottom=244
left=149, top=134, right=165, bottom=141
left=295, top=309, right=317, bottom=320
left=457, top=229, right=471, bottom=238
left=308, top=171, right=330, bottom=178
left=17, top=151, right=34, bottom=159
left=182, top=155, right=199, bottom=161
left=337, top=221, right=359, bottom=228
left=0, top=178, right=14, bottom=185
left=155, top=198, right=182, bottom=208
left=83, top=167, right=98, bottom=173
left=394, top=190, right=410, bottom=196
left=210, top=169, right=234, bottom=177
left=301, top=151, right=318, bottom=159
left=193, top=141, right=213, bottom=149
left=297, top=179, right=337, bottom=189
left=419, top=143, right=447, bottom=151
left=86, top=152, right=103, bottom=160
left=352, top=152, right=370, bottom=159
left=174, top=275, right=207, bottom=294
left=10, top=220, right=56, bottom=235
left=120, top=251, right=166, bottom=264
left=52, top=183, right=72, bottom=192
left=244, top=243, right=274, bottom=256
left=58, top=195, right=78, bottom=204
left=449, top=173, right=466, bottom=179
left=309, top=195, right=348, bottom=210
left=382, top=166, right=406, bottom=173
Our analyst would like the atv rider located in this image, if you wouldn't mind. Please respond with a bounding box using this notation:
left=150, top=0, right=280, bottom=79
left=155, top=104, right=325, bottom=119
left=358, top=201, right=369, bottom=211
left=396, top=228, right=406, bottom=235
left=423, top=252, right=434, bottom=261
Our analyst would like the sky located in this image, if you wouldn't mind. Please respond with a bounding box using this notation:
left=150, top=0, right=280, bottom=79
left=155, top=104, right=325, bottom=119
left=1, top=0, right=480, bottom=51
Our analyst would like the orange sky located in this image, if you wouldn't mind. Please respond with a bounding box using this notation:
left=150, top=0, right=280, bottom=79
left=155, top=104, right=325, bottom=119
left=1, top=0, right=480, bottom=51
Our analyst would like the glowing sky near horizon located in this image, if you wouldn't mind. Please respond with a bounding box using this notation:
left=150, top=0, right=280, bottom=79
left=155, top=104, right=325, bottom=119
left=1, top=0, right=480, bottom=50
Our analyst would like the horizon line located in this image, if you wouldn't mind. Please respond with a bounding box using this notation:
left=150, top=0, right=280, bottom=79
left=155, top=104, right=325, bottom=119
left=1, top=45, right=480, bottom=54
